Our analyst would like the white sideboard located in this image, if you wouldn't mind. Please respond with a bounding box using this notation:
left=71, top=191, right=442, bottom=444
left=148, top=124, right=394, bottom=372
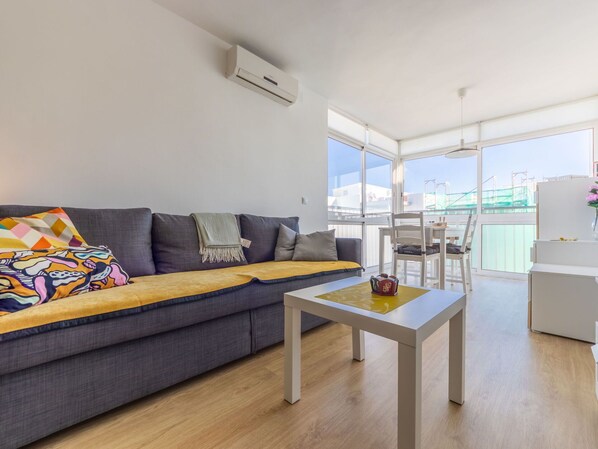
left=529, top=240, right=598, bottom=343
left=593, top=324, right=598, bottom=399
left=531, top=240, right=598, bottom=267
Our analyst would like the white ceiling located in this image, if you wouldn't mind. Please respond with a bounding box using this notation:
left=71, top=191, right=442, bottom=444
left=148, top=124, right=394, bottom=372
left=153, top=0, right=598, bottom=140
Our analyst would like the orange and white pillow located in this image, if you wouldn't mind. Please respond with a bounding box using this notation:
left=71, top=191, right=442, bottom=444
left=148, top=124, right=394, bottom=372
left=0, top=208, right=87, bottom=250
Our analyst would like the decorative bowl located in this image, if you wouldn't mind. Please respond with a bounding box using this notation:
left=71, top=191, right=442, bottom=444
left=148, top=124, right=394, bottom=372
left=370, top=273, right=399, bottom=296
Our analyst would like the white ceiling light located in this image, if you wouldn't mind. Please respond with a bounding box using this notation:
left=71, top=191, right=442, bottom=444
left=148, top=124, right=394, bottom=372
left=445, top=88, right=479, bottom=159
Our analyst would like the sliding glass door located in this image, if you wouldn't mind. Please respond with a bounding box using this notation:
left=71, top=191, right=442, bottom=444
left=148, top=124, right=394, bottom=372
left=328, top=137, right=394, bottom=267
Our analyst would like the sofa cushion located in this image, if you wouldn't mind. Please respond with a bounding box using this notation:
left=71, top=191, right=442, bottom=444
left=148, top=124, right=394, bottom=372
left=0, top=206, right=155, bottom=277
left=292, top=229, right=338, bottom=261
left=0, top=260, right=361, bottom=342
left=336, top=238, right=362, bottom=265
left=240, top=214, right=299, bottom=264
left=152, top=213, right=246, bottom=274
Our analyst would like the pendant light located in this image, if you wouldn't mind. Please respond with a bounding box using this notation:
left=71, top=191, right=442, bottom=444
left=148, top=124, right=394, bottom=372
left=445, top=88, right=479, bottom=159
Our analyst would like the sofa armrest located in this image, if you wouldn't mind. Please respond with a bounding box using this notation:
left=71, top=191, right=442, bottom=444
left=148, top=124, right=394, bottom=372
left=336, top=238, right=362, bottom=266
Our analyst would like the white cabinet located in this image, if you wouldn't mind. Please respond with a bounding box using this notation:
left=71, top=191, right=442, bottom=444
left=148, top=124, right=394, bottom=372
left=529, top=263, right=598, bottom=343
left=531, top=179, right=598, bottom=343
left=593, top=322, right=598, bottom=399
left=529, top=240, right=598, bottom=343
left=593, top=333, right=598, bottom=399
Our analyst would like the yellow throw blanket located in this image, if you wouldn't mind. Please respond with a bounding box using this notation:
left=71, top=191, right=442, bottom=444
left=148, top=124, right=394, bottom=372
left=0, top=260, right=361, bottom=337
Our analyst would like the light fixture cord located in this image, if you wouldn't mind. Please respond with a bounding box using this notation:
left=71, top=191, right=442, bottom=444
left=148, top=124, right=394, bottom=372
left=460, top=94, right=464, bottom=142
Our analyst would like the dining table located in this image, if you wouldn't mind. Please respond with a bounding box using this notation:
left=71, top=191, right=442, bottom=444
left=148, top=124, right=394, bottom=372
left=378, top=226, right=462, bottom=289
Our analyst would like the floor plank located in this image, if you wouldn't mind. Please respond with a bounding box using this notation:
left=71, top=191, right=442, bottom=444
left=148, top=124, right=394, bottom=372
left=26, top=277, right=598, bottom=449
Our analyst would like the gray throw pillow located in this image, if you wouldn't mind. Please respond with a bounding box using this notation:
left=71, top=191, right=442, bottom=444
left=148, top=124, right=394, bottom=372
left=292, top=229, right=338, bottom=261
left=274, top=224, right=298, bottom=261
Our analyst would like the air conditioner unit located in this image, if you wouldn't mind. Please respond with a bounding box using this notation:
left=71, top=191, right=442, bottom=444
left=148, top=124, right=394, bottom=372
left=226, top=45, right=298, bottom=106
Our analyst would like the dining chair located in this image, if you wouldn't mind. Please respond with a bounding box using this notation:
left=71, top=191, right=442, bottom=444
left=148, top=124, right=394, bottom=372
left=446, top=212, right=478, bottom=293
left=390, top=212, right=440, bottom=287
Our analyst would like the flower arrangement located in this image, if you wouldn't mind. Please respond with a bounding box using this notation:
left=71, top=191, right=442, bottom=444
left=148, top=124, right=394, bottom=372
left=587, top=181, right=598, bottom=208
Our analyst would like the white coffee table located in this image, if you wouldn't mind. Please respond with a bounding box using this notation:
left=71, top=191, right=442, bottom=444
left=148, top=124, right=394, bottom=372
left=284, top=276, right=466, bottom=449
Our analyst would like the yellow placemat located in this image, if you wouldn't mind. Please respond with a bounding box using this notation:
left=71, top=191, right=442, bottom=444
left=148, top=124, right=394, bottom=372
left=316, top=281, right=428, bottom=314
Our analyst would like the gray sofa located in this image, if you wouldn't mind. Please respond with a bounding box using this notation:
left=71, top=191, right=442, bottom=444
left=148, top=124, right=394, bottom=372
left=0, top=206, right=361, bottom=448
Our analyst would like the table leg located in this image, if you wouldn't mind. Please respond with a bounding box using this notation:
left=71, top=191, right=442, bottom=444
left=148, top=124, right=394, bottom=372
left=284, top=305, right=301, bottom=404
left=352, top=328, right=365, bottom=361
left=439, top=229, right=446, bottom=289
left=398, top=342, right=422, bottom=449
left=449, top=307, right=466, bottom=405
left=379, top=229, right=385, bottom=273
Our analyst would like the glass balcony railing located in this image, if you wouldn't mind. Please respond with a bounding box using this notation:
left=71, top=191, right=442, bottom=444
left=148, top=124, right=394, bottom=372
left=330, top=220, right=535, bottom=275
left=481, top=224, right=535, bottom=273
left=328, top=223, right=393, bottom=268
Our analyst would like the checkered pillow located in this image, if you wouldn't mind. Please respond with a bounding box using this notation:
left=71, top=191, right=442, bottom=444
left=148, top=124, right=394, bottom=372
left=0, top=208, right=87, bottom=250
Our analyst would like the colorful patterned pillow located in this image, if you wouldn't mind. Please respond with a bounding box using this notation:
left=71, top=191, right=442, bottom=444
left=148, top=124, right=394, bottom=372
left=0, top=208, right=87, bottom=250
left=0, top=246, right=129, bottom=316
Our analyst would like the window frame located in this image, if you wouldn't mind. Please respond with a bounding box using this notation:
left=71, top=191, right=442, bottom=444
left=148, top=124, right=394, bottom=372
left=327, top=129, right=398, bottom=268
left=327, top=133, right=364, bottom=221
left=399, top=120, right=598, bottom=278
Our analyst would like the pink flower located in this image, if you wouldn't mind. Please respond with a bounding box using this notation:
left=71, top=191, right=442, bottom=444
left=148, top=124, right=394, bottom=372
left=587, top=193, right=598, bottom=202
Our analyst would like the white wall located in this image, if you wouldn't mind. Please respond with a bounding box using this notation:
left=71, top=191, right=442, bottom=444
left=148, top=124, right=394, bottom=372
left=0, top=0, right=328, bottom=232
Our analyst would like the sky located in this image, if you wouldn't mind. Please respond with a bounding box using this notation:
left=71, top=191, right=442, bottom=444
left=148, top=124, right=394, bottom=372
left=328, top=138, right=392, bottom=195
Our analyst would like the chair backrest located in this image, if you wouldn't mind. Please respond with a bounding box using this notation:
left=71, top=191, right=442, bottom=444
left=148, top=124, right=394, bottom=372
left=390, top=212, right=426, bottom=250
left=461, top=212, right=478, bottom=251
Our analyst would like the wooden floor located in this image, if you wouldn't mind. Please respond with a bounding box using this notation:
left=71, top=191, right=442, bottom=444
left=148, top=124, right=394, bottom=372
left=27, top=277, right=598, bottom=449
